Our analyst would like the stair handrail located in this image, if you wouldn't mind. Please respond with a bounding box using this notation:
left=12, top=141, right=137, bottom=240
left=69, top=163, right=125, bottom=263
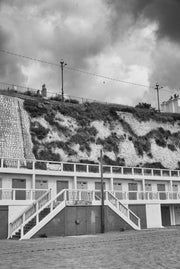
left=106, top=191, right=141, bottom=229
left=8, top=188, right=51, bottom=238
left=13, top=189, right=97, bottom=239
left=9, top=188, right=68, bottom=239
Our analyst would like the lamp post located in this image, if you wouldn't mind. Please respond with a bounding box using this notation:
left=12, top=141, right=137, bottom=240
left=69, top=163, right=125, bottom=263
left=100, top=149, right=105, bottom=233
left=155, top=83, right=163, bottom=112
left=60, top=59, right=67, bottom=102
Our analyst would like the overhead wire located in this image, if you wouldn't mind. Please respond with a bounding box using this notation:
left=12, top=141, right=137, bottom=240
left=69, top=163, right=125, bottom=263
left=0, top=49, right=154, bottom=89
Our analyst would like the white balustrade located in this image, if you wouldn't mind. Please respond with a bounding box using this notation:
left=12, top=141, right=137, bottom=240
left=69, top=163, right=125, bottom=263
left=1, top=157, right=180, bottom=182
left=0, top=188, right=47, bottom=201
left=113, top=190, right=180, bottom=202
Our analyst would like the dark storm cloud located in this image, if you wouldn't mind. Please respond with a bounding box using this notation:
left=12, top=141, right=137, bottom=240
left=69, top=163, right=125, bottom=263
left=0, top=0, right=180, bottom=104
left=0, top=25, right=26, bottom=84
left=106, top=0, right=180, bottom=43
left=0, top=0, right=111, bottom=94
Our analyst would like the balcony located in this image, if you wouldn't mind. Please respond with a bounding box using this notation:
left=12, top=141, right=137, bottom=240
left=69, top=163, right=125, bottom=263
left=114, top=191, right=180, bottom=203
left=0, top=188, right=46, bottom=201
left=0, top=157, right=180, bottom=179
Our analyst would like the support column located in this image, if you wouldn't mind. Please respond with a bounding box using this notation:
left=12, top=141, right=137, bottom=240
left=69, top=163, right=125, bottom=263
left=169, top=180, right=173, bottom=191
left=142, top=179, right=145, bottom=200
left=170, top=205, right=175, bottom=226
left=32, top=173, right=35, bottom=189
left=142, top=179, right=145, bottom=191
left=110, top=178, right=114, bottom=192
left=74, top=176, right=77, bottom=189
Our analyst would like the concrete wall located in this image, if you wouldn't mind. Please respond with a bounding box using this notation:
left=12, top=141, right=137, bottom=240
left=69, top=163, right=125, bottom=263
left=128, top=204, right=147, bottom=229
left=0, top=95, right=34, bottom=160
left=174, top=205, right=180, bottom=225
left=0, top=95, right=24, bottom=159
left=9, top=204, right=30, bottom=223
left=146, top=204, right=162, bottom=228
left=1, top=173, right=32, bottom=189
left=33, top=205, right=133, bottom=238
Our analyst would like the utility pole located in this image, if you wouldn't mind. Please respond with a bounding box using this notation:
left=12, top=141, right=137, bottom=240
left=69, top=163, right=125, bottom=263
left=100, top=149, right=105, bottom=233
left=60, top=60, right=67, bottom=102
left=155, top=83, right=162, bottom=112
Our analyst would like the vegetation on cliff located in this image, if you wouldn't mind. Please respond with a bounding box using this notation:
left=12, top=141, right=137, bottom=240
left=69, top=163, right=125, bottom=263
left=24, top=99, right=180, bottom=169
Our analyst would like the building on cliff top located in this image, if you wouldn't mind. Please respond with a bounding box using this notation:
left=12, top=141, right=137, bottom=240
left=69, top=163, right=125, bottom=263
left=161, top=94, right=180, bottom=113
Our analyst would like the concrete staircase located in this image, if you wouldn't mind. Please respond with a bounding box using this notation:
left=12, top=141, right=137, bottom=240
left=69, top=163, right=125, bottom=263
left=8, top=189, right=141, bottom=240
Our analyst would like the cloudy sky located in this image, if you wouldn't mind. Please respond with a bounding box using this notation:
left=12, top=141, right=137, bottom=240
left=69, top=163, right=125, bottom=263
left=0, top=0, right=180, bottom=107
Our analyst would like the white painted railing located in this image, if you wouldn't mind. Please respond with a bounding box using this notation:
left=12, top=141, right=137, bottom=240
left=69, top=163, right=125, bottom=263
left=106, top=191, right=141, bottom=229
left=9, top=189, right=51, bottom=238
left=1, top=157, right=180, bottom=178
left=8, top=189, right=140, bottom=239
left=114, top=191, right=180, bottom=201
left=0, top=188, right=47, bottom=200
left=1, top=188, right=180, bottom=202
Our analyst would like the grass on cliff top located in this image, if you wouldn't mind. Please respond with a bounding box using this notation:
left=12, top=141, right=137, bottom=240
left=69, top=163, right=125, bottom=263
left=23, top=98, right=180, bottom=124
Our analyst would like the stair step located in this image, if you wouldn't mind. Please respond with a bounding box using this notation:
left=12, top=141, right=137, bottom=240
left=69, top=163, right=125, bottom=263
left=11, top=235, right=20, bottom=240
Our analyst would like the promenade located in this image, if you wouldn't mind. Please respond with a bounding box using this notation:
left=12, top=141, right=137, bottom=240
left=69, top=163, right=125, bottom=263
left=1, top=228, right=180, bottom=269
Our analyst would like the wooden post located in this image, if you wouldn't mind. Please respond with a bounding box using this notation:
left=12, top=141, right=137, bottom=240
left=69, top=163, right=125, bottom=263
left=100, top=149, right=105, bottom=233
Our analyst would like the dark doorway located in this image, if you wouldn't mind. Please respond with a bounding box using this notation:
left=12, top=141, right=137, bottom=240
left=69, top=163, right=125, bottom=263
left=161, top=205, right=171, bottom=226
left=57, top=180, right=69, bottom=201
left=0, top=206, right=8, bottom=239
left=95, top=182, right=105, bottom=200
left=12, top=179, right=26, bottom=200
left=157, top=184, right=166, bottom=200
left=128, top=183, right=137, bottom=200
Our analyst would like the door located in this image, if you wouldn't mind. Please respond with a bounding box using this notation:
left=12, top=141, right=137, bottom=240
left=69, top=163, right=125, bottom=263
left=113, top=182, right=123, bottom=200
left=77, top=181, right=89, bottom=201
left=57, top=180, right=69, bottom=201
left=161, top=205, right=171, bottom=226
left=157, top=184, right=166, bottom=200
left=35, top=179, right=48, bottom=199
left=95, top=182, right=105, bottom=200
left=128, top=183, right=137, bottom=200
left=77, top=181, right=88, bottom=190
left=12, top=179, right=26, bottom=200
left=145, top=183, right=152, bottom=199
left=172, top=184, right=178, bottom=199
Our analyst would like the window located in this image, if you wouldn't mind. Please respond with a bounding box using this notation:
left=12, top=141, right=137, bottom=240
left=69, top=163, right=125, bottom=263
left=172, top=184, right=178, bottom=192
left=35, top=180, right=48, bottom=189
left=113, top=182, right=122, bottom=191
left=77, top=181, right=87, bottom=190
left=145, top=183, right=152, bottom=191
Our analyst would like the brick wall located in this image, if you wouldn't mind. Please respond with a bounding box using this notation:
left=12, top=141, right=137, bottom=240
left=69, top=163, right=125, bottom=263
left=0, top=95, right=34, bottom=160
left=18, top=99, right=34, bottom=160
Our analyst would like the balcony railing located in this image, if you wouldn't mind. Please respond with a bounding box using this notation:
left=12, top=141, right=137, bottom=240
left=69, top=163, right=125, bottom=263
left=113, top=191, right=180, bottom=201
left=0, top=188, right=47, bottom=201
left=0, top=157, right=180, bottom=178
left=1, top=187, right=180, bottom=203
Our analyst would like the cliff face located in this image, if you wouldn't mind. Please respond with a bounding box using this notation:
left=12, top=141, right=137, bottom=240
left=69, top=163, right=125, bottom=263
left=23, top=99, right=180, bottom=170
left=1, top=92, right=180, bottom=170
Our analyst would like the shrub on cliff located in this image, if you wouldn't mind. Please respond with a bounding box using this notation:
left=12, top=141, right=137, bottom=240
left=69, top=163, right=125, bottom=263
left=24, top=99, right=48, bottom=117
left=30, top=122, right=49, bottom=140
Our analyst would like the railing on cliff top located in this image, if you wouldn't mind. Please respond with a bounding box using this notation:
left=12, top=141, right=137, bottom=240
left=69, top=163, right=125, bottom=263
left=0, top=81, right=109, bottom=104
left=0, top=157, right=180, bottom=178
